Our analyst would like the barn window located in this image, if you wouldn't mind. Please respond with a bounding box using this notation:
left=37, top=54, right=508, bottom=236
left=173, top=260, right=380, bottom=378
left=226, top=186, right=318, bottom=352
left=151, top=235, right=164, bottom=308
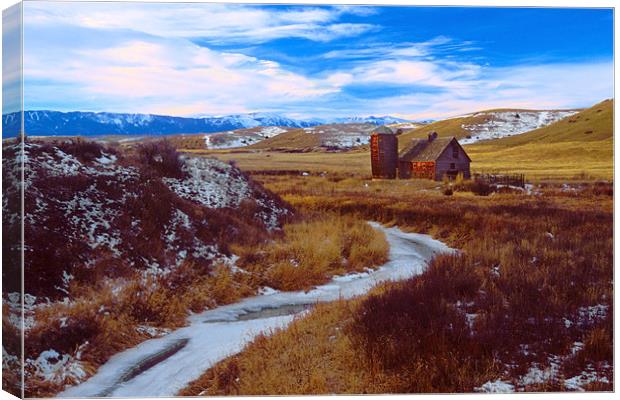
left=450, top=163, right=456, bottom=170
left=453, top=147, right=458, bottom=158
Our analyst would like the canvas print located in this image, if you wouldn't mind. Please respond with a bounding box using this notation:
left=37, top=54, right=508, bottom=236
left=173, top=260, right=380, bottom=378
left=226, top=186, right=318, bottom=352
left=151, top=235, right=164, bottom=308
left=1, top=1, right=614, bottom=398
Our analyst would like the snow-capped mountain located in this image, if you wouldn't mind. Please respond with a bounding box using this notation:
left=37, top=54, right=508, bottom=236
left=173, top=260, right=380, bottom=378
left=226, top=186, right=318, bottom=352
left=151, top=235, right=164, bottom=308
left=332, top=115, right=411, bottom=125
left=2, top=110, right=413, bottom=137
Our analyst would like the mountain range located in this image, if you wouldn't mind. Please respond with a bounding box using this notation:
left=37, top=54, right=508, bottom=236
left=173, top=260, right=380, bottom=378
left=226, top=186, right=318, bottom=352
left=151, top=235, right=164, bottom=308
left=1, top=110, right=411, bottom=137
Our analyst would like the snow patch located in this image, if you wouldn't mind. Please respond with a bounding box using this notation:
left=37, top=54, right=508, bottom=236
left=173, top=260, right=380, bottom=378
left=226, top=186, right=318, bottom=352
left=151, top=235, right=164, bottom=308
left=459, top=111, right=577, bottom=144
left=475, top=379, right=515, bottom=393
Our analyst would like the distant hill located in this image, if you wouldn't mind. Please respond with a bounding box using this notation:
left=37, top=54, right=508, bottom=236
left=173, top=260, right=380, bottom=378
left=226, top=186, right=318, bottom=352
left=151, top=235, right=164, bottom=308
left=1, top=110, right=412, bottom=137
left=247, top=123, right=378, bottom=150
left=398, top=108, right=579, bottom=149
left=464, top=99, right=613, bottom=179
left=476, top=99, right=613, bottom=146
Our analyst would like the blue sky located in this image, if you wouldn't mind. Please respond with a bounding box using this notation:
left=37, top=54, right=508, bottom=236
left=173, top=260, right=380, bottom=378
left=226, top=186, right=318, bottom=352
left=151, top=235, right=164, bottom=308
left=9, top=2, right=614, bottom=119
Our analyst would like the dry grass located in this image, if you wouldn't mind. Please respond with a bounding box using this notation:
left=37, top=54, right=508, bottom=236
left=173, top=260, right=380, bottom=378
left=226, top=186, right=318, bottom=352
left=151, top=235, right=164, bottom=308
left=180, top=300, right=374, bottom=396
left=466, top=138, right=613, bottom=180
left=187, top=134, right=612, bottom=181
left=186, top=99, right=612, bottom=181
left=185, top=149, right=372, bottom=175
left=182, top=174, right=613, bottom=395
left=232, top=215, right=389, bottom=291
left=21, top=210, right=387, bottom=397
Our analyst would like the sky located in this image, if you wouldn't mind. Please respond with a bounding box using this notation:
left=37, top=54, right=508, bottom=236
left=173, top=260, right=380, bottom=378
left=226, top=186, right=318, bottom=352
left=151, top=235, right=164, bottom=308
left=7, top=2, right=615, bottom=120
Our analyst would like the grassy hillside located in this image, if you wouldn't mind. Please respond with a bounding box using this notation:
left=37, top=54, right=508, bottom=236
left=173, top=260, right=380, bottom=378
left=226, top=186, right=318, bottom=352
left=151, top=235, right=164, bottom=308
left=398, top=107, right=580, bottom=148
left=466, top=100, right=613, bottom=179
left=248, top=128, right=321, bottom=150
left=475, top=99, right=612, bottom=146
left=247, top=123, right=376, bottom=150
left=398, top=113, right=488, bottom=145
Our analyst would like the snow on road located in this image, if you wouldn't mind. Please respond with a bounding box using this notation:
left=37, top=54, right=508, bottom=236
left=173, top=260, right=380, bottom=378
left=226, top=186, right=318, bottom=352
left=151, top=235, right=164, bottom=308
left=58, top=223, right=453, bottom=398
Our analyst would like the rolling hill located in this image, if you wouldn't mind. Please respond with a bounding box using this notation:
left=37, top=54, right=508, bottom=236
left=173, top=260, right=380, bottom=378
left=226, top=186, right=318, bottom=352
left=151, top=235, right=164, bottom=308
left=473, top=99, right=612, bottom=146
left=247, top=123, right=376, bottom=150
left=398, top=108, right=579, bottom=149
left=464, top=99, right=613, bottom=179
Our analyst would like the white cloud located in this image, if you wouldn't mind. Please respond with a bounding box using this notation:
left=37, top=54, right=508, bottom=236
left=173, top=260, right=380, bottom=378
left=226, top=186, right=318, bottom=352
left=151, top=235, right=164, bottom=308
left=360, top=61, right=613, bottom=120
left=18, top=3, right=612, bottom=120
left=23, top=29, right=343, bottom=115
left=24, top=2, right=377, bottom=44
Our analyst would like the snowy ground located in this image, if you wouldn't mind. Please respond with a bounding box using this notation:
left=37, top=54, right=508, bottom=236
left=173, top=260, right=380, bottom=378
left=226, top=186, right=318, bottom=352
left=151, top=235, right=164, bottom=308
left=302, top=123, right=375, bottom=148
left=58, top=223, right=453, bottom=397
left=204, top=126, right=289, bottom=149
left=458, top=111, right=577, bottom=144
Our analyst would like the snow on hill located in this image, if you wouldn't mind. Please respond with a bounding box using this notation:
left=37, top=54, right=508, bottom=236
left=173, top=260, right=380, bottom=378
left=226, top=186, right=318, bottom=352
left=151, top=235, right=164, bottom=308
left=204, top=126, right=292, bottom=149
left=332, top=115, right=411, bottom=125
left=2, top=140, right=290, bottom=299
left=2, top=111, right=412, bottom=137
left=458, top=110, right=578, bottom=144
left=301, top=123, right=377, bottom=148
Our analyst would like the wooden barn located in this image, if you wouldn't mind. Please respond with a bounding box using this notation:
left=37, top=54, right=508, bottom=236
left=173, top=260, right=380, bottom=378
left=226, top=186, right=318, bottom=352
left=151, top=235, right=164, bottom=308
left=398, top=132, right=471, bottom=181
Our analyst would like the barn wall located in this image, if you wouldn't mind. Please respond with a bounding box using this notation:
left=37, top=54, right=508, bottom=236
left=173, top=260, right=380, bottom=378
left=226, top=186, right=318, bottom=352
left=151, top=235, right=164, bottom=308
left=398, top=161, right=412, bottom=179
left=412, top=161, right=435, bottom=179
left=435, top=140, right=471, bottom=181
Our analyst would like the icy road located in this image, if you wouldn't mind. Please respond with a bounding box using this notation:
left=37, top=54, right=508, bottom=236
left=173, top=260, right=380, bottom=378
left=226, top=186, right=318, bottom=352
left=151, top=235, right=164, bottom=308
left=59, top=222, right=453, bottom=397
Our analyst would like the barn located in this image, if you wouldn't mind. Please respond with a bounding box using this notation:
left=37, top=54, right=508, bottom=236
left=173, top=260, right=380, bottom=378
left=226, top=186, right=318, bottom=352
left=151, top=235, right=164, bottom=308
left=398, top=132, right=471, bottom=181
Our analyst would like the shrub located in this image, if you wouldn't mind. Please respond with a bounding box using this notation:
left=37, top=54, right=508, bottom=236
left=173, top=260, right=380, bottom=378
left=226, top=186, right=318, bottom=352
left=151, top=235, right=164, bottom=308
left=137, top=140, right=186, bottom=178
left=58, top=140, right=110, bottom=163
left=468, top=180, right=493, bottom=196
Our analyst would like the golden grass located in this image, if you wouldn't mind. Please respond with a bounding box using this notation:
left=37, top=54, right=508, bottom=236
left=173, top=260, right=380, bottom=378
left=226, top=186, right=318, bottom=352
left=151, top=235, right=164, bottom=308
left=182, top=99, right=613, bottom=181
left=465, top=138, right=613, bottom=180
left=181, top=175, right=613, bottom=395
left=246, top=128, right=320, bottom=150
left=23, top=213, right=387, bottom=397
left=232, top=215, right=389, bottom=291
left=179, top=300, right=376, bottom=396
left=483, top=99, right=612, bottom=146
left=183, top=136, right=612, bottom=182
left=184, top=149, right=372, bottom=174
left=462, top=99, right=613, bottom=180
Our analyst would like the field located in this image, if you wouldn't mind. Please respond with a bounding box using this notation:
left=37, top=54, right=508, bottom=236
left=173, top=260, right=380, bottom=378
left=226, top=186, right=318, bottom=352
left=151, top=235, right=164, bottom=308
left=177, top=99, right=614, bottom=393
left=6, top=97, right=613, bottom=396
left=182, top=173, right=613, bottom=395
left=184, top=100, right=613, bottom=181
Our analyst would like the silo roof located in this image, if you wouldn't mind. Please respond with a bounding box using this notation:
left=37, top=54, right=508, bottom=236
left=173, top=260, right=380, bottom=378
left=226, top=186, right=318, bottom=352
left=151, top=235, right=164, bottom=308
left=371, top=125, right=394, bottom=135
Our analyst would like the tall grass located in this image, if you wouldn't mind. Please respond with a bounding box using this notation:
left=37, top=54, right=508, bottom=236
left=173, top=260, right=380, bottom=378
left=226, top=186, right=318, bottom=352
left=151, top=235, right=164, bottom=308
left=22, top=211, right=387, bottom=396
left=182, top=175, right=612, bottom=394
left=232, top=215, right=388, bottom=291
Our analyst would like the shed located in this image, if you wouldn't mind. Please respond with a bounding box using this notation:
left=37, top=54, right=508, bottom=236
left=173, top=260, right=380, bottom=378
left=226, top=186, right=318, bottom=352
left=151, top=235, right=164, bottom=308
left=398, top=133, right=471, bottom=180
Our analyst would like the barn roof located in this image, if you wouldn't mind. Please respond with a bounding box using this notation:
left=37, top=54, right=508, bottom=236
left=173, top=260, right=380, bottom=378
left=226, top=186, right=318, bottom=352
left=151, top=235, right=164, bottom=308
left=399, top=137, right=469, bottom=162
left=371, top=125, right=394, bottom=135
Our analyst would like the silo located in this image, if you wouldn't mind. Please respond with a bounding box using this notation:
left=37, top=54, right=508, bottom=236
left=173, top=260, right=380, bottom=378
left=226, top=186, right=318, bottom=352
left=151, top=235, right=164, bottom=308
left=370, top=126, right=398, bottom=179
